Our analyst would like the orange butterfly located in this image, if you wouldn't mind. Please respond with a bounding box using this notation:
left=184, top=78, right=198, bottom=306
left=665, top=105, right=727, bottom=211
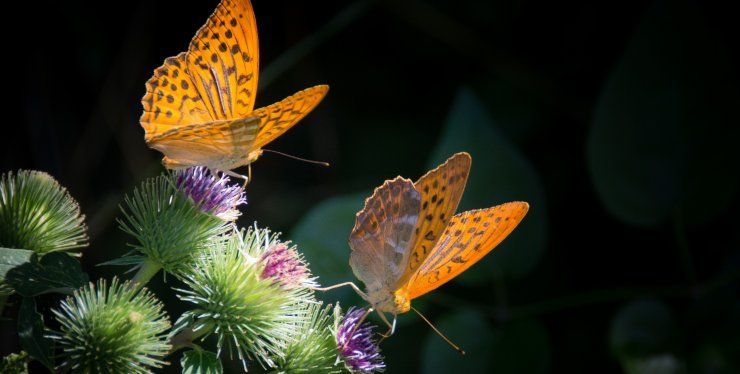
left=140, top=0, right=328, bottom=182
left=317, top=152, right=528, bottom=343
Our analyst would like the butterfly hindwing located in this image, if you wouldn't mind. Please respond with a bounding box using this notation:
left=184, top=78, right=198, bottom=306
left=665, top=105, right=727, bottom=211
left=349, top=177, right=421, bottom=295
left=147, top=117, right=260, bottom=167
left=402, top=152, right=471, bottom=284
left=251, top=85, right=329, bottom=150
left=186, top=0, right=260, bottom=120
left=405, top=201, right=529, bottom=299
left=140, top=53, right=212, bottom=140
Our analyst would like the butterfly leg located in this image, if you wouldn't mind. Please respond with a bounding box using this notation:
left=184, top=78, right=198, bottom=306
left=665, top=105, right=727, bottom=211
left=310, top=281, right=369, bottom=300
left=220, top=169, right=250, bottom=186
left=377, top=312, right=396, bottom=341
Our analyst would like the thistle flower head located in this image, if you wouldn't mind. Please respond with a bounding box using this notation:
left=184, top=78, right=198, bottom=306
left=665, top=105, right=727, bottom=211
left=174, top=228, right=313, bottom=370
left=260, top=242, right=316, bottom=289
left=336, top=307, right=385, bottom=373
left=0, top=170, right=88, bottom=254
left=175, top=167, right=246, bottom=221
left=49, top=278, right=171, bottom=373
left=118, top=174, right=231, bottom=275
left=269, top=303, right=343, bottom=373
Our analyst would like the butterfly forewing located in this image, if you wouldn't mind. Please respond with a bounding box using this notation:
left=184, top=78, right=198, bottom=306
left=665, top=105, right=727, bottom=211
left=140, top=53, right=213, bottom=140
left=402, top=152, right=471, bottom=284
left=186, top=0, right=259, bottom=120
left=349, top=177, right=421, bottom=295
left=251, top=85, right=329, bottom=150
left=406, top=201, right=529, bottom=299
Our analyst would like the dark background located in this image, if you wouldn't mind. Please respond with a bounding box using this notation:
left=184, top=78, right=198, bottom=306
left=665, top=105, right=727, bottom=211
left=2, top=0, right=739, bottom=372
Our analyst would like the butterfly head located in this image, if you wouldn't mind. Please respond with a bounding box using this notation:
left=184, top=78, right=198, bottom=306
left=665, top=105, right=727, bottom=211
left=246, top=149, right=263, bottom=164
left=366, top=287, right=411, bottom=314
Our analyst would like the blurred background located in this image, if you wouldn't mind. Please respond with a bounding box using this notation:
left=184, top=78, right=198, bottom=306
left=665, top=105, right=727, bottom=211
left=2, top=0, right=739, bottom=372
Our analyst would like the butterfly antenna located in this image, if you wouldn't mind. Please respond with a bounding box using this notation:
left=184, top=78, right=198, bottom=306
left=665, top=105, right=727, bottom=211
left=411, top=307, right=466, bottom=355
left=262, top=149, right=330, bottom=167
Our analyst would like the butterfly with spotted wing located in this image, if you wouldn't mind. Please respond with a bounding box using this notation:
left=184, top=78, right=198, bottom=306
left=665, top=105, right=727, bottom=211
left=315, top=152, right=528, bottom=348
left=140, top=0, right=328, bottom=183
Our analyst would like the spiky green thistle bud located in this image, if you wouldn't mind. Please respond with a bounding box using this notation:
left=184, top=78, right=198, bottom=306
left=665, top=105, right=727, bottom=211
left=48, top=278, right=171, bottom=373
left=0, top=170, right=88, bottom=254
left=0, top=170, right=88, bottom=296
left=118, top=174, right=232, bottom=276
left=173, top=228, right=314, bottom=370
left=269, top=303, right=344, bottom=374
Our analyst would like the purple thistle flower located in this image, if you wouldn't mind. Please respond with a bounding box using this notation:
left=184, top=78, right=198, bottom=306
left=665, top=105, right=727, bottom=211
left=259, top=243, right=315, bottom=289
left=337, top=307, right=385, bottom=373
left=175, top=167, right=246, bottom=221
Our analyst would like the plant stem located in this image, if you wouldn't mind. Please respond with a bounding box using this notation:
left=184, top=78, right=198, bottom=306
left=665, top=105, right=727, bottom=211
left=130, top=259, right=161, bottom=290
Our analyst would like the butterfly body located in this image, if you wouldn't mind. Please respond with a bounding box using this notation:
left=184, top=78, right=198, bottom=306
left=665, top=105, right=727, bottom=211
left=140, top=0, right=328, bottom=180
left=348, top=152, right=529, bottom=320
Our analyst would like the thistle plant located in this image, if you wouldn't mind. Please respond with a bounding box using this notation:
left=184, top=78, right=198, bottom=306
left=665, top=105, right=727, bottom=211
left=172, top=228, right=314, bottom=370
left=0, top=170, right=88, bottom=255
left=335, top=307, right=386, bottom=373
left=175, top=167, right=247, bottom=222
left=117, top=169, right=243, bottom=281
left=48, top=278, right=171, bottom=373
left=0, top=170, right=88, bottom=299
left=269, top=303, right=343, bottom=373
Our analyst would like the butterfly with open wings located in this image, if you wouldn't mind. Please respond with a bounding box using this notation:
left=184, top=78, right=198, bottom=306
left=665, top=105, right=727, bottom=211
left=140, top=0, right=328, bottom=183
left=317, top=152, right=528, bottom=345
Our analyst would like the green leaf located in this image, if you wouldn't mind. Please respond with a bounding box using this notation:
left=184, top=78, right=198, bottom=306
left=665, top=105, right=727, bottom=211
left=181, top=349, right=223, bottom=374
left=18, top=298, right=53, bottom=370
left=587, top=0, right=740, bottom=227
left=609, top=300, right=680, bottom=360
left=291, top=193, right=367, bottom=305
left=421, top=310, right=550, bottom=373
left=428, top=88, right=547, bottom=281
left=5, top=252, right=88, bottom=297
left=0, top=247, right=34, bottom=281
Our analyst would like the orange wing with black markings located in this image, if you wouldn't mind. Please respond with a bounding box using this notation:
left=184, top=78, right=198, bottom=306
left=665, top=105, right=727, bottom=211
left=185, top=0, right=259, bottom=119
left=139, top=0, right=327, bottom=175
left=406, top=202, right=529, bottom=299
left=251, top=85, right=329, bottom=150
left=401, top=152, right=470, bottom=284
left=140, top=53, right=213, bottom=140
